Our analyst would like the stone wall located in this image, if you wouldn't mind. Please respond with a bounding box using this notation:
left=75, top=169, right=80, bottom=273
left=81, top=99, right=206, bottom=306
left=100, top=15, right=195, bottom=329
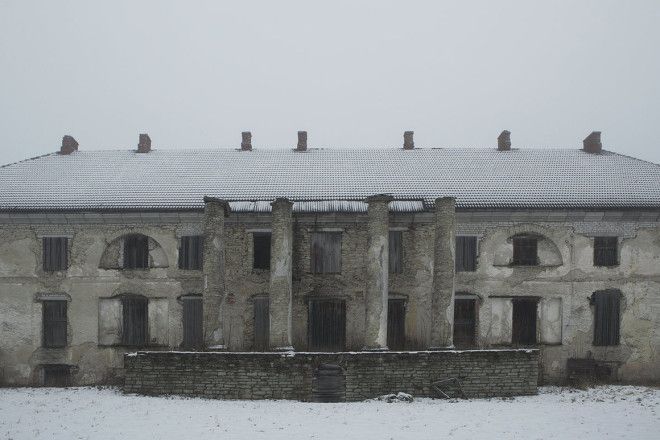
left=123, top=349, right=539, bottom=401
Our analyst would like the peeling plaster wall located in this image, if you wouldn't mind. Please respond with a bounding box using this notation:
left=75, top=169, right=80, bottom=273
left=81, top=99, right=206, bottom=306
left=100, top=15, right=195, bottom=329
left=0, top=211, right=658, bottom=385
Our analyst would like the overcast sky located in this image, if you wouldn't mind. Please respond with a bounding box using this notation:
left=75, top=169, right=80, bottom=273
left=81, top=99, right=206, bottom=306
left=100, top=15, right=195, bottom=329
left=1, top=0, right=659, bottom=165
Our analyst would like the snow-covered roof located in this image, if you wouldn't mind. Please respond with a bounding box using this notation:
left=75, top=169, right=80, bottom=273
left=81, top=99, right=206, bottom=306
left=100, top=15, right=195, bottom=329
left=1, top=147, right=659, bottom=212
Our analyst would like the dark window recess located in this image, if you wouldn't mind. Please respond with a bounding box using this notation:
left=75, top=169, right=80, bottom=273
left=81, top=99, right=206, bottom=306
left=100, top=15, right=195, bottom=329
left=455, top=236, right=477, bottom=272
left=310, top=232, right=342, bottom=274
left=182, top=297, right=203, bottom=349
left=253, top=297, right=270, bottom=351
left=453, top=298, right=476, bottom=347
left=389, top=231, right=403, bottom=274
left=512, top=237, right=538, bottom=266
left=592, top=290, right=621, bottom=346
left=253, top=233, right=271, bottom=270
left=42, top=300, right=67, bottom=348
left=123, top=234, right=149, bottom=269
left=179, top=236, right=203, bottom=270
left=42, top=364, right=71, bottom=387
left=512, top=298, right=538, bottom=345
left=308, top=299, right=346, bottom=351
left=387, top=299, right=406, bottom=350
left=594, top=237, right=618, bottom=267
left=43, top=237, right=68, bottom=271
left=121, top=296, right=148, bottom=346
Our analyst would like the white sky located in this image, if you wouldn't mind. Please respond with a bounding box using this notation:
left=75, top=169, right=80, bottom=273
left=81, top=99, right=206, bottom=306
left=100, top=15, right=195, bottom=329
left=1, top=0, right=659, bottom=165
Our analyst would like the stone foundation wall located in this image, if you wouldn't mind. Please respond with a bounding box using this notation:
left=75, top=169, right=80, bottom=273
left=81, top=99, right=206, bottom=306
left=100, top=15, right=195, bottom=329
left=123, top=349, right=538, bottom=401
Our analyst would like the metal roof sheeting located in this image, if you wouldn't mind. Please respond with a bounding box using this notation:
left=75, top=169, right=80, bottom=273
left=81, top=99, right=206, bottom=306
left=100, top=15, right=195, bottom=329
left=0, top=147, right=659, bottom=212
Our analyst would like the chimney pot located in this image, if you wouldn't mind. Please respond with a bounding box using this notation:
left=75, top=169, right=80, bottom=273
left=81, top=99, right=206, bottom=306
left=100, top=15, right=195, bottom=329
left=583, top=131, right=602, bottom=154
left=59, top=135, right=79, bottom=155
left=241, top=131, right=252, bottom=151
left=403, top=131, right=414, bottom=150
left=497, top=130, right=511, bottom=151
left=137, top=133, right=151, bottom=153
left=296, top=131, right=307, bottom=151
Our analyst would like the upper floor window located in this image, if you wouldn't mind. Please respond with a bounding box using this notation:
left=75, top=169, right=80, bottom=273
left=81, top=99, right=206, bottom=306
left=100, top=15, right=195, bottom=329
left=178, top=236, right=203, bottom=270
left=512, top=236, right=538, bottom=266
left=310, top=232, right=342, bottom=274
left=456, top=236, right=477, bottom=272
left=253, top=232, right=271, bottom=270
left=592, top=290, right=621, bottom=346
left=123, top=234, right=149, bottom=269
left=43, top=237, right=68, bottom=272
left=389, top=231, right=403, bottom=274
left=42, top=300, right=67, bottom=348
left=594, top=237, right=618, bottom=267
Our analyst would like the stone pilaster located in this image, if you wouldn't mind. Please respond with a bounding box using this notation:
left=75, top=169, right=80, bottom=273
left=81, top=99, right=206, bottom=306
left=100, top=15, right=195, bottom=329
left=430, top=196, right=456, bottom=349
left=202, top=196, right=230, bottom=349
left=269, top=198, right=294, bottom=350
left=363, top=194, right=393, bottom=350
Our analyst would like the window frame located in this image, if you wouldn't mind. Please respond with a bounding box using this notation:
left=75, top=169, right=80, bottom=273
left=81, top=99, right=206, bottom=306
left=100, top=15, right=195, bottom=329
left=592, top=290, right=621, bottom=346
left=121, top=296, right=148, bottom=347
left=42, top=300, right=68, bottom=348
left=455, top=235, right=478, bottom=272
left=511, top=297, right=538, bottom=345
left=122, top=234, right=150, bottom=270
left=593, top=236, right=619, bottom=267
left=512, top=236, right=539, bottom=266
left=388, top=231, right=404, bottom=274
left=42, top=236, right=69, bottom=272
left=310, top=232, right=342, bottom=274
left=181, top=296, right=204, bottom=349
left=178, top=235, right=204, bottom=270
left=252, top=232, right=272, bottom=270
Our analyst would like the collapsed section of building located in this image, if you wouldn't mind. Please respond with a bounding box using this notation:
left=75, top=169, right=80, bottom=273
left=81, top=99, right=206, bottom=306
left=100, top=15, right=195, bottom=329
left=0, top=131, right=658, bottom=398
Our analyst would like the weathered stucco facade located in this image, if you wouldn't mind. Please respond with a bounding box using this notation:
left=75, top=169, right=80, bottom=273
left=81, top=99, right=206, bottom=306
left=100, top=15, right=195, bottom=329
left=1, top=208, right=658, bottom=385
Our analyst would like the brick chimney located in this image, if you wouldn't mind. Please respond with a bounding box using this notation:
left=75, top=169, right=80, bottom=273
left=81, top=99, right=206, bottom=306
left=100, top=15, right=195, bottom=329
left=241, top=131, right=252, bottom=151
left=296, top=131, right=307, bottom=151
left=403, top=131, right=414, bottom=150
left=137, top=134, right=151, bottom=153
left=59, top=135, right=78, bottom=155
left=497, top=130, right=511, bottom=151
left=583, top=131, right=602, bottom=154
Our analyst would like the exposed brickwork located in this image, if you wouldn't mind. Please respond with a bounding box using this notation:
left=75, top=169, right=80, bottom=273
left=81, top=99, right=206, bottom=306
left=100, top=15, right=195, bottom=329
left=123, top=349, right=538, bottom=401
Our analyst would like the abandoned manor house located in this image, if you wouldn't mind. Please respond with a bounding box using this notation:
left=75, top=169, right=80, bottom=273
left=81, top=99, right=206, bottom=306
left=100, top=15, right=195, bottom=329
left=0, top=130, right=659, bottom=400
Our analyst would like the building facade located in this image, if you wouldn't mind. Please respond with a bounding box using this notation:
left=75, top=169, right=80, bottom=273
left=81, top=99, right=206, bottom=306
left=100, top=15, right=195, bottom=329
left=0, top=131, right=659, bottom=386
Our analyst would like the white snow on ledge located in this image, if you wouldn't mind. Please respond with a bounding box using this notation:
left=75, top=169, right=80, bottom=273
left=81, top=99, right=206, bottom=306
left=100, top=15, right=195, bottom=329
left=130, top=348, right=538, bottom=357
left=0, top=386, right=658, bottom=440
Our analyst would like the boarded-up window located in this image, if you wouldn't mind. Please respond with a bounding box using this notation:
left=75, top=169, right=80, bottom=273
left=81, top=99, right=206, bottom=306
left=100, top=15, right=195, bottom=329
left=43, top=237, right=68, bottom=272
left=389, top=231, right=403, bottom=274
left=310, top=232, right=342, bottom=274
left=121, top=296, right=148, bottom=346
left=179, top=236, right=203, bottom=270
left=42, top=300, right=67, bottom=348
left=387, top=299, right=406, bottom=349
left=182, top=297, right=203, bottom=349
left=592, top=290, right=620, bottom=346
left=308, top=299, right=346, bottom=351
left=253, top=296, right=270, bottom=351
left=42, top=364, right=71, bottom=387
left=594, top=237, right=618, bottom=267
left=453, top=298, right=476, bottom=347
left=455, top=236, right=477, bottom=272
left=123, top=234, right=149, bottom=269
left=512, top=236, right=538, bottom=266
left=253, top=233, right=271, bottom=270
left=512, top=298, right=538, bottom=345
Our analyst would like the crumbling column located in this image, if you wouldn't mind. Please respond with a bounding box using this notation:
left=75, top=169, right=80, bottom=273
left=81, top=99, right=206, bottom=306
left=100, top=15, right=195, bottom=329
left=269, top=198, right=294, bottom=350
left=363, top=194, right=393, bottom=350
left=430, top=197, right=456, bottom=349
left=202, top=196, right=230, bottom=349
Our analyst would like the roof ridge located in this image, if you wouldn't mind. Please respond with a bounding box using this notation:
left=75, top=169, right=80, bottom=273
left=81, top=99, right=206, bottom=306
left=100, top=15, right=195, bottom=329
left=0, top=152, right=57, bottom=169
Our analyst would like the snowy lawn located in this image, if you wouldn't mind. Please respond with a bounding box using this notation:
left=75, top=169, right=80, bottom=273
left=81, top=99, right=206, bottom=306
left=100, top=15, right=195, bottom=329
left=1, top=386, right=658, bottom=440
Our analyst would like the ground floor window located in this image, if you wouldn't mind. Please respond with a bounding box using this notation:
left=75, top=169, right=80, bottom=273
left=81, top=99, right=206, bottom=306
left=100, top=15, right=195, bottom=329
left=122, top=296, right=148, bottom=346
left=387, top=299, right=406, bottom=350
left=253, top=296, right=270, bottom=351
left=308, top=299, right=346, bottom=351
left=512, top=298, right=538, bottom=345
left=182, top=297, right=203, bottom=349
left=453, top=298, right=477, bottom=347
left=592, top=290, right=621, bottom=346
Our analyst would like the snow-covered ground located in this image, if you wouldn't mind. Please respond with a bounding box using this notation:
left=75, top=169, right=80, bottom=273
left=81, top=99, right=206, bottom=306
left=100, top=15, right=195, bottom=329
left=0, top=386, right=658, bottom=440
